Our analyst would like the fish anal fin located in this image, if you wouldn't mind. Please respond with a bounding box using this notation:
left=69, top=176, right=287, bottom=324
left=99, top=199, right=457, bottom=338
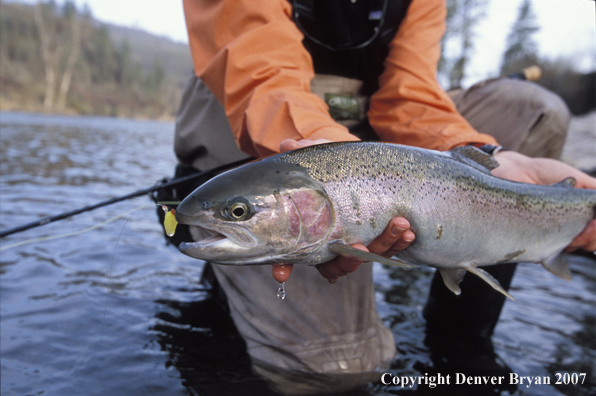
left=466, top=265, right=515, bottom=301
left=328, top=242, right=416, bottom=269
left=541, top=254, right=572, bottom=281
left=438, top=268, right=466, bottom=295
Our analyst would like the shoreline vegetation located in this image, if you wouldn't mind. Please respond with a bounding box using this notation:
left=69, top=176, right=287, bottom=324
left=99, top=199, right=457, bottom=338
left=0, top=1, right=191, bottom=121
left=1, top=1, right=594, bottom=122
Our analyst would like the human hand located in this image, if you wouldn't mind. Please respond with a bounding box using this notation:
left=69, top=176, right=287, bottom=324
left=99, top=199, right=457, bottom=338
left=279, top=138, right=333, bottom=152
left=493, top=150, right=596, bottom=252
left=271, top=139, right=416, bottom=283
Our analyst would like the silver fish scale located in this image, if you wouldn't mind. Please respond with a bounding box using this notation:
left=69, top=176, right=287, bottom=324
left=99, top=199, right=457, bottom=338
left=276, top=142, right=596, bottom=267
left=280, top=143, right=417, bottom=242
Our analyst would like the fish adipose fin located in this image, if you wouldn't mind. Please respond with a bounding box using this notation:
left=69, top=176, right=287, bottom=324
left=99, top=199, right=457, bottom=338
left=329, top=243, right=416, bottom=269
left=438, top=268, right=467, bottom=295
left=449, top=146, right=500, bottom=174
left=551, top=177, right=576, bottom=188
left=540, top=254, right=572, bottom=281
left=465, top=265, right=515, bottom=301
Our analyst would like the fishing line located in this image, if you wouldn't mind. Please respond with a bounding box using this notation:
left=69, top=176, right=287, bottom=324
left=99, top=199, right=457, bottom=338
left=101, top=203, right=153, bottom=338
left=0, top=157, right=251, bottom=238
left=65, top=202, right=155, bottom=378
left=0, top=203, right=169, bottom=251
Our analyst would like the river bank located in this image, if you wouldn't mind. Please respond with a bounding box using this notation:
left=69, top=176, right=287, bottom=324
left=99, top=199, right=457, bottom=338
left=561, top=110, right=596, bottom=173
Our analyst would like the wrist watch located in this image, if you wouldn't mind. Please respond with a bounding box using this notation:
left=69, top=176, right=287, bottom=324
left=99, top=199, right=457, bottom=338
left=475, top=144, right=506, bottom=155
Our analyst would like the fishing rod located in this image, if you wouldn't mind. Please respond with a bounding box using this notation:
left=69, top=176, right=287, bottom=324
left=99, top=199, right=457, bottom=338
left=1, top=66, right=543, bottom=240
left=0, top=158, right=251, bottom=238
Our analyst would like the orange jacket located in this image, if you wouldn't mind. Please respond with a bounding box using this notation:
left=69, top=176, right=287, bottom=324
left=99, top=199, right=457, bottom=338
left=183, top=0, right=498, bottom=158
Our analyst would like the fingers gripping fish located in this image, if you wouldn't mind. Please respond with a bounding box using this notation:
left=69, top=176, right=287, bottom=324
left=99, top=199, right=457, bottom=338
left=175, top=142, right=596, bottom=300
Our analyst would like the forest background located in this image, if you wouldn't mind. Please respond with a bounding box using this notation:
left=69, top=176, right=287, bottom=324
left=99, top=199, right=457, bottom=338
left=0, top=0, right=594, bottom=120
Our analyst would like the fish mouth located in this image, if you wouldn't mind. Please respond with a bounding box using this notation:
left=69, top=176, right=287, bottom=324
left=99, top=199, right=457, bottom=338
left=178, top=226, right=286, bottom=265
left=176, top=210, right=257, bottom=250
left=187, top=227, right=234, bottom=248
left=178, top=224, right=259, bottom=260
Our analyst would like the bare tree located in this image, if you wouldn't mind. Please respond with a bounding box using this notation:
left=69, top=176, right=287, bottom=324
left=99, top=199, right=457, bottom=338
left=34, top=1, right=81, bottom=110
left=56, top=4, right=80, bottom=110
left=34, top=1, right=62, bottom=109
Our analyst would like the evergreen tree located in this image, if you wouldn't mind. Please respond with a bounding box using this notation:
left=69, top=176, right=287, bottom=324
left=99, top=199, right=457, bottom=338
left=145, top=58, right=165, bottom=93
left=500, top=0, right=540, bottom=76
left=116, top=40, right=134, bottom=86
left=89, top=25, right=117, bottom=82
left=439, top=0, right=487, bottom=89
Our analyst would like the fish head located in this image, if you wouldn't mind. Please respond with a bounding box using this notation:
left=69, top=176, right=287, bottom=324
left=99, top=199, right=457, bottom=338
left=175, top=159, right=337, bottom=265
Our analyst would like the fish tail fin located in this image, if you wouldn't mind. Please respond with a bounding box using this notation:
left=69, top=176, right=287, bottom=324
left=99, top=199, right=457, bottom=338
left=541, top=254, right=572, bottom=281
left=466, top=265, right=515, bottom=301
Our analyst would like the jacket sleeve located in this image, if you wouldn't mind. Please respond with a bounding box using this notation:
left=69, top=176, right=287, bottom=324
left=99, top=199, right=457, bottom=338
left=367, top=0, right=498, bottom=151
left=183, top=0, right=358, bottom=158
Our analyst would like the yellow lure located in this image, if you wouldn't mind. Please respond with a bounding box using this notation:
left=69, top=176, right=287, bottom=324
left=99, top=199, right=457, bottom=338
left=164, top=209, right=178, bottom=237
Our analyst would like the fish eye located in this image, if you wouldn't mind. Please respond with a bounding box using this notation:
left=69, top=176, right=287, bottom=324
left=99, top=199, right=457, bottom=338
left=230, top=202, right=248, bottom=220
left=224, top=197, right=254, bottom=221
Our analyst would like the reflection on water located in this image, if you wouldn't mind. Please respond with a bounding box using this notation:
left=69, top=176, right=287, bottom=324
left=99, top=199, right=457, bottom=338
left=1, top=112, right=595, bottom=396
left=153, top=297, right=278, bottom=396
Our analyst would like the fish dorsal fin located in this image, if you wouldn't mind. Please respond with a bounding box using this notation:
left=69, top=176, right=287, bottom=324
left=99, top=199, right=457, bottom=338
left=465, top=265, right=514, bottom=301
left=551, top=177, right=576, bottom=188
left=328, top=242, right=416, bottom=269
left=449, top=146, right=500, bottom=174
left=541, top=254, right=572, bottom=280
left=438, top=268, right=467, bottom=295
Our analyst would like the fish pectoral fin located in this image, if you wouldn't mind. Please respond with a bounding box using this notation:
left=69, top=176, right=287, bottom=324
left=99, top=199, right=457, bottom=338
left=465, top=265, right=515, bottom=301
left=328, top=242, right=416, bottom=269
left=540, top=254, right=572, bottom=281
left=438, top=268, right=467, bottom=295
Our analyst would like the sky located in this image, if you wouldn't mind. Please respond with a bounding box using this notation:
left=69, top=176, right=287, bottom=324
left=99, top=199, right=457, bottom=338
left=464, top=0, right=595, bottom=84
left=16, top=0, right=596, bottom=87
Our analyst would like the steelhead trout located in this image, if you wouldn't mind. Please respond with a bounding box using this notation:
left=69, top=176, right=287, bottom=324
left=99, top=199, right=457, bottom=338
left=175, top=142, right=596, bottom=299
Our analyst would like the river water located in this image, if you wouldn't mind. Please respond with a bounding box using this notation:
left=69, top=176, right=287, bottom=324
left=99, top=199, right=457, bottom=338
left=1, top=112, right=595, bottom=396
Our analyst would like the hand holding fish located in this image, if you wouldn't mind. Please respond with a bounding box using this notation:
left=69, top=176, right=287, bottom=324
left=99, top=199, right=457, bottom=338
left=493, top=150, right=596, bottom=252
left=272, top=139, right=416, bottom=283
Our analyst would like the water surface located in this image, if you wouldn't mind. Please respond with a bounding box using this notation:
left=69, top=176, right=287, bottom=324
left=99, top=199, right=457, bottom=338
left=1, top=112, right=594, bottom=395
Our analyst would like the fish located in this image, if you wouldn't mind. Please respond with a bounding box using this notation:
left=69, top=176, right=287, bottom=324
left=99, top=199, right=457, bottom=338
left=175, top=142, right=596, bottom=299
